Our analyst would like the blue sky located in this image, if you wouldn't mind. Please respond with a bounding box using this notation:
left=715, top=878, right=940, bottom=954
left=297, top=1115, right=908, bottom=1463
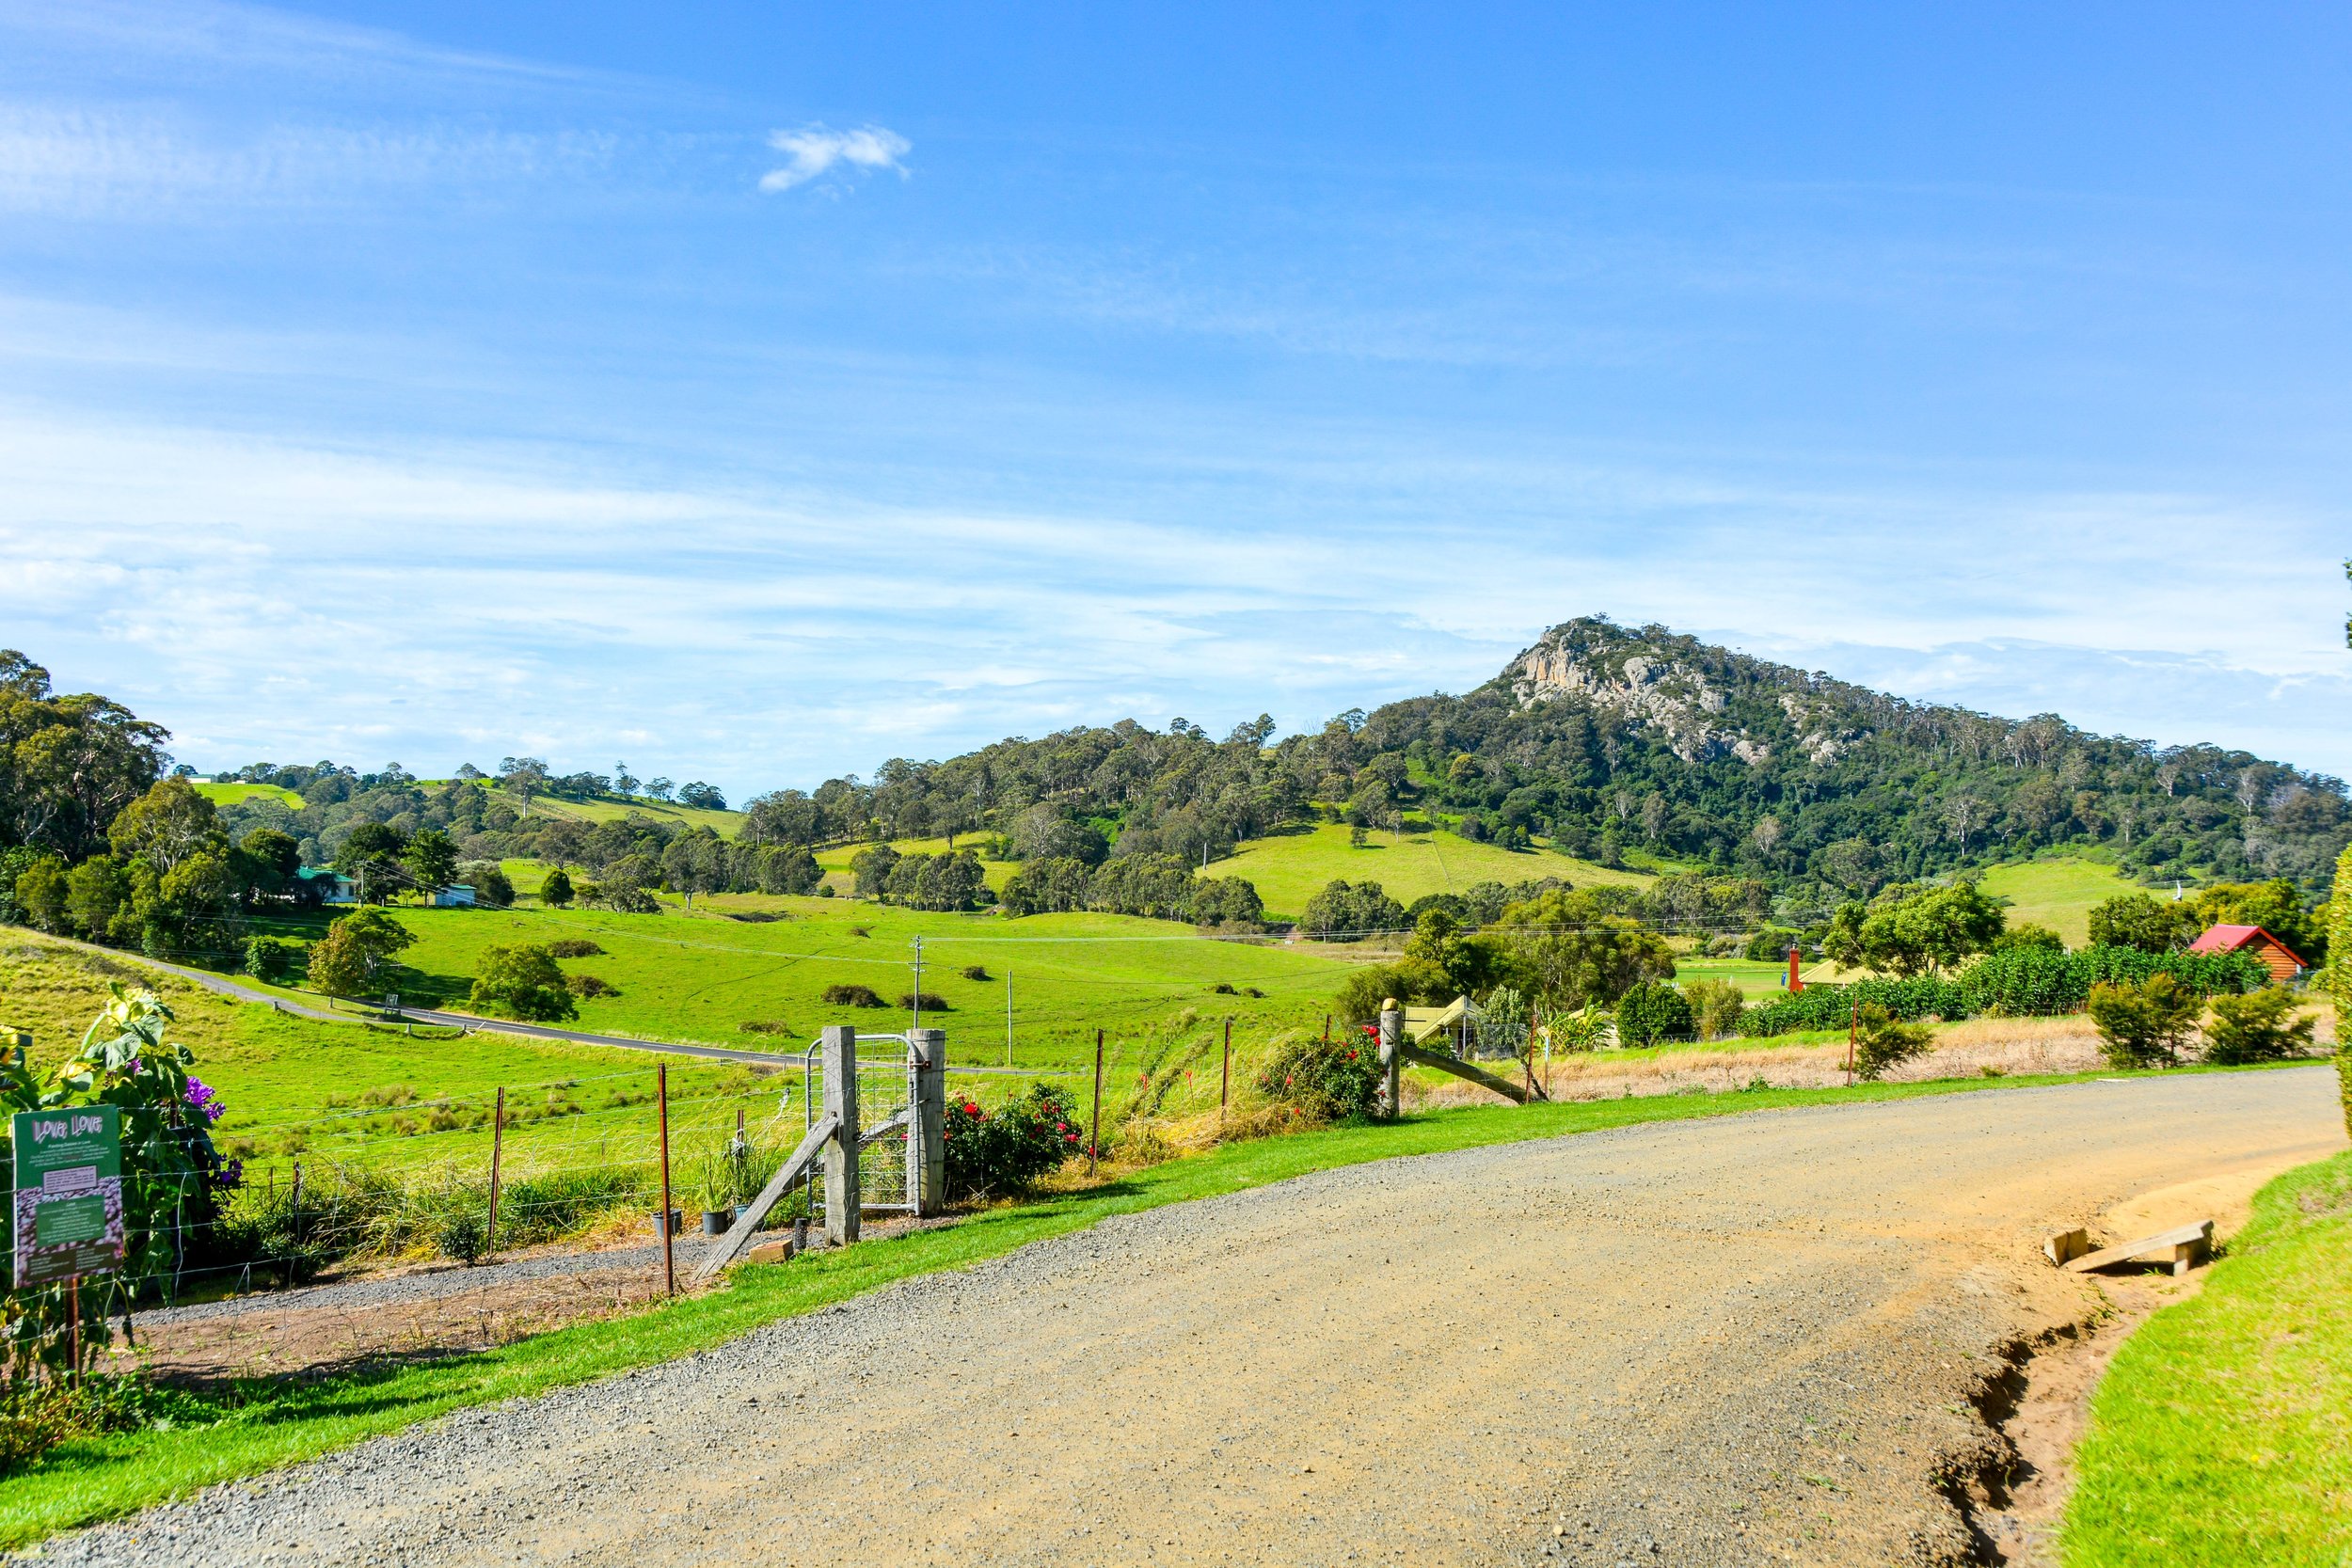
left=6, top=2, right=2352, bottom=793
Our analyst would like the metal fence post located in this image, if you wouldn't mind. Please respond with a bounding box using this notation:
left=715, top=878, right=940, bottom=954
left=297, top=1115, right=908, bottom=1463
left=821, top=1024, right=861, bottom=1245
left=908, top=1027, right=947, bottom=1216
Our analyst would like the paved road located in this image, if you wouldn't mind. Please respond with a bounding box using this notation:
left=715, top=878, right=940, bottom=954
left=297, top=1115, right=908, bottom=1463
left=40, top=1067, right=2347, bottom=1568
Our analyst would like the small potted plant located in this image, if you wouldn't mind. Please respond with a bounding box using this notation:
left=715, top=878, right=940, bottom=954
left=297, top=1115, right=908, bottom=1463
left=694, top=1153, right=736, bottom=1234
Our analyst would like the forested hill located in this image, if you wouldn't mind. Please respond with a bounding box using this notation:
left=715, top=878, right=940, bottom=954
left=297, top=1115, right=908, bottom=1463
left=5, top=619, right=2344, bottom=915
left=753, top=616, right=2349, bottom=899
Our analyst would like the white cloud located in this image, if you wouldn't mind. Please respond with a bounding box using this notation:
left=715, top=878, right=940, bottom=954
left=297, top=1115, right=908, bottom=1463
left=758, top=123, right=910, bottom=193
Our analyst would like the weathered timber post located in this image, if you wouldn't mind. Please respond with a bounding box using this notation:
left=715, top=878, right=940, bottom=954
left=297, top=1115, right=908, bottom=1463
left=821, top=1024, right=861, bottom=1245
left=1378, top=998, right=1403, bottom=1119
left=908, top=1027, right=947, bottom=1216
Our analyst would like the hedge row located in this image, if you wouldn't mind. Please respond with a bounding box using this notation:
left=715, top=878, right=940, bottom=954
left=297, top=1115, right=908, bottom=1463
left=1955, top=945, right=2265, bottom=1018
left=1742, top=977, right=1967, bottom=1037
left=1739, top=945, right=2269, bottom=1037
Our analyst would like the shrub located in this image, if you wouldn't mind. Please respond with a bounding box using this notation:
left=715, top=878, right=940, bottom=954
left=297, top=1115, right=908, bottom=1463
left=564, top=974, right=617, bottom=998
left=2201, top=987, right=2315, bottom=1065
left=897, top=991, right=952, bottom=1013
left=242, top=935, right=304, bottom=985
left=943, top=1083, right=1081, bottom=1199
left=1852, top=1005, right=1932, bottom=1080
left=1253, top=1034, right=1380, bottom=1121
left=539, top=868, right=574, bottom=908
left=1680, top=977, right=1746, bottom=1040
left=2089, top=975, right=2200, bottom=1069
left=461, top=862, right=515, bottom=909
left=469, top=944, right=577, bottom=1022
left=738, top=1020, right=795, bottom=1035
left=432, top=1204, right=490, bottom=1265
left=547, top=939, right=604, bottom=958
left=821, top=983, right=887, bottom=1008
left=961, top=964, right=991, bottom=982
left=1614, top=979, right=1693, bottom=1046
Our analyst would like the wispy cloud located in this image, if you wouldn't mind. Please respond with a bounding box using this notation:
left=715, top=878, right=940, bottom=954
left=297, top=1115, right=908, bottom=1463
left=759, top=124, right=911, bottom=193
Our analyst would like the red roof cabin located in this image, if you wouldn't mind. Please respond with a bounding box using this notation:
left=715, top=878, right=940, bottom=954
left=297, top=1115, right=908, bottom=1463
left=2185, top=924, right=2309, bottom=981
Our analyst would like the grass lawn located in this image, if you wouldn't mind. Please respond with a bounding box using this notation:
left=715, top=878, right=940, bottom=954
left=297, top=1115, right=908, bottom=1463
left=190, top=782, right=305, bottom=811
left=1216, top=821, right=1648, bottom=923
left=1979, top=858, right=2138, bottom=948
left=2060, top=1145, right=2352, bottom=1566
left=1673, top=956, right=1793, bottom=997
left=0, top=1061, right=2260, bottom=1551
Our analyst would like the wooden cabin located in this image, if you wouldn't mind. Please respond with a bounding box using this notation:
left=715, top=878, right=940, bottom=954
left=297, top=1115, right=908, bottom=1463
left=2185, top=923, right=2309, bottom=981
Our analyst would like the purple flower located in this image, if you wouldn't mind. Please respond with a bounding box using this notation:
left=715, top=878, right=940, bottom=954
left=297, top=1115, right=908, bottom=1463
left=184, top=1077, right=226, bottom=1125
left=210, top=1157, right=244, bottom=1192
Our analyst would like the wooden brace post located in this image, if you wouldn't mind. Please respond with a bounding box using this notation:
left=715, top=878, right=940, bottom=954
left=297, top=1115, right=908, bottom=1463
left=690, top=1112, right=840, bottom=1284
left=821, top=1023, right=861, bottom=1245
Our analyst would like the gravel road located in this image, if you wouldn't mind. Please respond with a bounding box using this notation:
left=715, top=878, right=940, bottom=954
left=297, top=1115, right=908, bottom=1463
left=33, top=1068, right=2346, bottom=1568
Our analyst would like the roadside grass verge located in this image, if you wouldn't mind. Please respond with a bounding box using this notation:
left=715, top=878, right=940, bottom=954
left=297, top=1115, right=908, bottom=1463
left=0, top=1060, right=2321, bottom=1549
left=2059, top=1147, right=2352, bottom=1567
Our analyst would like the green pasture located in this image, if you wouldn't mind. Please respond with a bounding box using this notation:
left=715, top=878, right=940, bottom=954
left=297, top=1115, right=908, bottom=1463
left=237, top=901, right=1351, bottom=1067
left=191, top=782, right=306, bottom=811
left=1672, top=956, right=1795, bottom=997
left=1978, top=857, right=2137, bottom=948
left=1216, top=821, right=1648, bottom=923
left=2061, top=1147, right=2352, bottom=1566
left=492, top=788, right=744, bottom=840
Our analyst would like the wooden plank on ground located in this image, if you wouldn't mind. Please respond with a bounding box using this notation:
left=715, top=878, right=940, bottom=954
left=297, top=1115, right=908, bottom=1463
left=2062, top=1219, right=2214, bottom=1276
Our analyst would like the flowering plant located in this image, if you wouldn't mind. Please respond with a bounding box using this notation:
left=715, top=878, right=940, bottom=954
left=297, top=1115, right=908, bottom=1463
left=942, top=1083, right=1082, bottom=1199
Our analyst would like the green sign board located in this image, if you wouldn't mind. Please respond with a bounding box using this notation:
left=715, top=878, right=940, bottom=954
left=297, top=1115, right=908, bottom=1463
left=11, top=1107, right=124, bottom=1288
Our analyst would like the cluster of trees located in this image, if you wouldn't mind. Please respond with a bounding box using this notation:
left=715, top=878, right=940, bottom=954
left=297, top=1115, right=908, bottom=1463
left=999, top=853, right=1264, bottom=927
left=2085, top=881, right=2323, bottom=963
left=1301, top=872, right=1769, bottom=942
left=3, top=779, right=311, bottom=962
left=850, top=845, right=991, bottom=912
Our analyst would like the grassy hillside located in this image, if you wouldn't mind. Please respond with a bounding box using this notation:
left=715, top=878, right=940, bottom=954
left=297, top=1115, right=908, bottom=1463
left=490, top=788, right=744, bottom=840
left=0, top=932, right=758, bottom=1182
left=1216, top=822, right=1649, bottom=923
left=192, top=781, right=305, bottom=811
left=240, top=900, right=1357, bottom=1072
left=1977, top=857, right=2138, bottom=947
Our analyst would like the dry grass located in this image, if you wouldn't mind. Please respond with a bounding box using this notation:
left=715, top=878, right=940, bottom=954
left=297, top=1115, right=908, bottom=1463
left=1408, top=1006, right=2335, bottom=1108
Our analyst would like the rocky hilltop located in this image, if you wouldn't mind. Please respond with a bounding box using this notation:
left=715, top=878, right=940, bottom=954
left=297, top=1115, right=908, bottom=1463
left=1503, top=618, right=1866, bottom=768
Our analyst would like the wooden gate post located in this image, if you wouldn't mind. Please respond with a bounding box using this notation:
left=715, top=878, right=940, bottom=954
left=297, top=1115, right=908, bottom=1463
left=1378, top=999, right=1403, bottom=1119
left=908, top=1027, right=947, bottom=1216
left=821, top=1024, right=861, bottom=1245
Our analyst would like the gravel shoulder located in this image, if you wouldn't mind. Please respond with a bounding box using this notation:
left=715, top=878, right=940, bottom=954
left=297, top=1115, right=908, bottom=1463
left=33, top=1068, right=2346, bottom=1568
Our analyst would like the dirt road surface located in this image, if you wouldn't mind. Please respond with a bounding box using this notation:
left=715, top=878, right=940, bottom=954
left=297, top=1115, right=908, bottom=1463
left=40, top=1068, right=2346, bottom=1568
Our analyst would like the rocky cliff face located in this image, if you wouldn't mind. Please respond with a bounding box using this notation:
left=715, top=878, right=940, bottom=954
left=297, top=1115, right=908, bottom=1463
left=1504, top=619, right=1858, bottom=768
